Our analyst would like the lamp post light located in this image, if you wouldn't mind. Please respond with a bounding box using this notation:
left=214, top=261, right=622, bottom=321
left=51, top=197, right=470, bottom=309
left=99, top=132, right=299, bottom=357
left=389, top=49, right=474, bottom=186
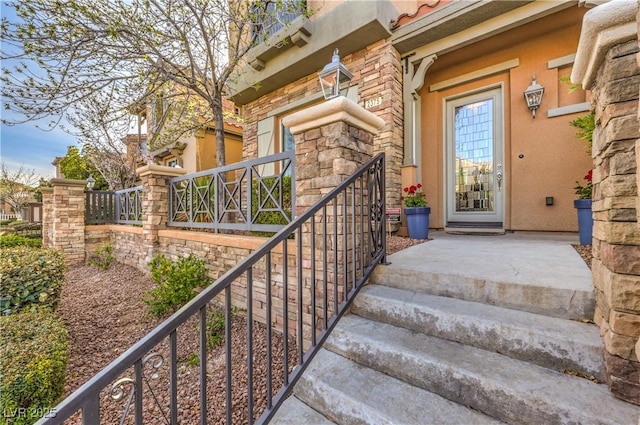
left=524, top=74, right=544, bottom=118
left=86, top=175, right=96, bottom=190
left=318, top=48, right=353, bottom=100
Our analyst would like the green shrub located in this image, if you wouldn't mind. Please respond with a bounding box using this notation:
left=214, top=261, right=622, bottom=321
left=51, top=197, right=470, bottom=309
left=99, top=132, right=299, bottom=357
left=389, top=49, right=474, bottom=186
left=0, top=234, right=42, bottom=248
left=0, top=218, right=17, bottom=226
left=0, top=309, right=68, bottom=424
left=251, top=175, right=292, bottom=236
left=0, top=247, right=65, bottom=315
left=87, top=243, right=115, bottom=270
left=144, top=254, right=210, bottom=317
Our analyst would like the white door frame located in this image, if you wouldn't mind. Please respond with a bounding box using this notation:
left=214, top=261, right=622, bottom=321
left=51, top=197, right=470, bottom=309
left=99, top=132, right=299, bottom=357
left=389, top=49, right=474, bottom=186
left=444, top=85, right=505, bottom=227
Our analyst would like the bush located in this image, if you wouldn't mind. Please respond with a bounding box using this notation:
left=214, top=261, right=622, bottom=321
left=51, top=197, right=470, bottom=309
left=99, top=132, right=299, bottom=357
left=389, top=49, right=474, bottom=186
left=0, top=309, right=68, bottom=424
left=251, top=175, right=292, bottom=237
left=0, top=218, right=17, bottom=226
left=0, top=234, right=42, bottom=248
left=144, top=254, right=210, bottom=317
left=0, top=247, right=65, bottom=315
left=87, top=243, right=115, bottom=270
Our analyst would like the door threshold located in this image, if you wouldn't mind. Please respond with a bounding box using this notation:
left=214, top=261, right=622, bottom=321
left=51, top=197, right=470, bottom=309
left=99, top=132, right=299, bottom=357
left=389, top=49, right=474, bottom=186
left=444, top=226, right=506, bottom=235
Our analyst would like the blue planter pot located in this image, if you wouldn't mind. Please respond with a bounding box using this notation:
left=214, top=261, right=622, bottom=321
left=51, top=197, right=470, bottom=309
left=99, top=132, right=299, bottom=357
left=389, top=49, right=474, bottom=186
left=405, top=207, right=431, bottom=240
left=574, top=199, right=593, bottom=246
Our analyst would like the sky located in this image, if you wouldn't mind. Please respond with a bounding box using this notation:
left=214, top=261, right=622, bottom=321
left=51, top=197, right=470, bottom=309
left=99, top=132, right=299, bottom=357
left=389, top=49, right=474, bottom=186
left=0, top=2, right=78, bottom=179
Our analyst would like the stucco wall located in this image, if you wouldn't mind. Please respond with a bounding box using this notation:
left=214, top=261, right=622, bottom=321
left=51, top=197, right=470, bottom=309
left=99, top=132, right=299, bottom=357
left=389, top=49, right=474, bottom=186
left=419, top=6, right=591, bottom=231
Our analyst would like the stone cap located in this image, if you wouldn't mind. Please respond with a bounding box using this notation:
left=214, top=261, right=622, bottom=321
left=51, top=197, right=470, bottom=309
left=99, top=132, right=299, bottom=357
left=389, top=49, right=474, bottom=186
left=282, top=96, right=385, bottom=136
left=571, top=0, right=638, bottom=89
left=50, top=178, right=89, bottom=187
left=136, top=163, right=188, bottom=178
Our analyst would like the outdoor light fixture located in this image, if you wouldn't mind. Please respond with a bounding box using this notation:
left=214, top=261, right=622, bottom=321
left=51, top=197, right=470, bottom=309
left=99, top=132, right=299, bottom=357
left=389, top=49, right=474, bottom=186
left=318, top=48, right=353, bottom=100
left=86, top=175, right=95, bottom=190
left=524, top=74, right=544, bottom=118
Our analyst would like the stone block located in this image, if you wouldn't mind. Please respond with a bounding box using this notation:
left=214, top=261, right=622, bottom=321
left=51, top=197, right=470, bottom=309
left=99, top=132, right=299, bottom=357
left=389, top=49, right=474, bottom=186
left=601, top=242, right=640, bottom=275
left=603, top=51, right=640, bottom=82
left=600, top=174, right=637, bottom=198
left=595, top=221, right=640, bottom=244
left=611, top=150, right=637, bottom=175
left=606, top=271, right=640, bottom=313
left=607, top=374, right=640, bottom=405
left=603, top=322, right=639, bottom=360
left=610, top=310, right=640, bottom=337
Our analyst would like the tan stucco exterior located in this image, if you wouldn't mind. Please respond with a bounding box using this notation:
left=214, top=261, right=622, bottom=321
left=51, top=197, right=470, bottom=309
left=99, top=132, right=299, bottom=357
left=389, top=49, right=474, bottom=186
left=419, top=6, right=592, bottom=231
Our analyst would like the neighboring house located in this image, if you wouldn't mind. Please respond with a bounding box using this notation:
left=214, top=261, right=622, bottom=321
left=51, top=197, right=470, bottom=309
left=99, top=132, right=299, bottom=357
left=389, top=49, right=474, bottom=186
left=229, top=0, right=596, bottom=234
left=131, top=93, right=244, bottom=174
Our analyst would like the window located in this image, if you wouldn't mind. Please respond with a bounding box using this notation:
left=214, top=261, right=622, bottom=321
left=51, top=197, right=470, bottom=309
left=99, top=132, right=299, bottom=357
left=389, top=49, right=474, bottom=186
left=281, top=124, right=294, bottom=153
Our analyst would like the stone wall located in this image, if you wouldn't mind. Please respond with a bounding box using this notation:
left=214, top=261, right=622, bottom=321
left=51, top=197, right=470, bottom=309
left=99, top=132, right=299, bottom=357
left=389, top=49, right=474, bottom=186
left=590, top=40, right=640, bottom=405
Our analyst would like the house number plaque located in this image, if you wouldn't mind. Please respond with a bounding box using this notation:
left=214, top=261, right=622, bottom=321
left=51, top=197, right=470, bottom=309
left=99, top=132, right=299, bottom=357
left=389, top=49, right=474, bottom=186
left=365, top=96, right=383, bottom=109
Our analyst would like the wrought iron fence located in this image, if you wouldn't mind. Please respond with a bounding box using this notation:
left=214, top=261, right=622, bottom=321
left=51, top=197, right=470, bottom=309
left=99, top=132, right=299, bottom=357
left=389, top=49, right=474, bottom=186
left=86, top=186, right=142, bottom=225
left=36, top=153, right=386, bottom=425
left=169, top=151, right=295, bottom=232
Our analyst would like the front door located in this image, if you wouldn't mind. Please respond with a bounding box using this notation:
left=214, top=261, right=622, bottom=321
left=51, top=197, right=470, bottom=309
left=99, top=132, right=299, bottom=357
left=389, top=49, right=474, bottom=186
left=445, top=87, right=504, bottom=228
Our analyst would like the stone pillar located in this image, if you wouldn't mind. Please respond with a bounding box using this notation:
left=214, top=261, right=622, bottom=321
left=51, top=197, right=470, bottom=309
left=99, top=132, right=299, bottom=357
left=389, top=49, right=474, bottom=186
left=283, top=96, right=384, bottom=345
left=47, top=179, right=87, bottom=266
left=41, top=187, right=53, bottom=248
left=572, top=0, right=640, bottom=404
left=136, top=164, right=186, bottom=269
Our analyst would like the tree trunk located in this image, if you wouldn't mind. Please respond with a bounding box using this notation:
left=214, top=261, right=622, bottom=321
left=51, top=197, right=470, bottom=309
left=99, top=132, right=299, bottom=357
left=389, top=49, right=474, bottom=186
left=213, top=91, right=226, bottom=168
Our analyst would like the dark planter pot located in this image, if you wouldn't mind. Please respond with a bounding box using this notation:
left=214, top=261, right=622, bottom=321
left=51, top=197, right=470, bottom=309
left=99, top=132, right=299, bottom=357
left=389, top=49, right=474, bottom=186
left=405, top=206, right=431, bottom=240
left=574, top=199, right=593, bottom=246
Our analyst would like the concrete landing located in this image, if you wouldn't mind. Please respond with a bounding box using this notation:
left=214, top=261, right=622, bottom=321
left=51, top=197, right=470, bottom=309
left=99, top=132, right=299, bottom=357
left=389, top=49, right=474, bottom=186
left=373, top=231, right=595, bottom=319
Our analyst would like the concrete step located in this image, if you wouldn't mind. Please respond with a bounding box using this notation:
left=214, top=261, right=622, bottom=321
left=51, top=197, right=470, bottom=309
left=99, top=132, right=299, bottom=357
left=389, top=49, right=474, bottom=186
left=352, top=284, right=605, bottom=381
left=270, top=395, right=336, bottom=425
left=371, top=238, right=595, bottom=320
left=326, top=315, right=640, bottom=425
left=293, top=348, right=505, bottom=425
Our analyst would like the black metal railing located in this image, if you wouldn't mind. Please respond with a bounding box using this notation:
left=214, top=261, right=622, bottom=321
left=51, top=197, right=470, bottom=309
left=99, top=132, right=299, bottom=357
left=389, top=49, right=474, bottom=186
left=37, top=153, right=386, bottom=425
left=169, top=151, right=295, bottom=232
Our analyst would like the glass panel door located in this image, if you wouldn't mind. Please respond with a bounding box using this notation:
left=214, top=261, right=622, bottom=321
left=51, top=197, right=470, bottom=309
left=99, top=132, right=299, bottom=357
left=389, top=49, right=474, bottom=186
left=446, top=88, right=504, bottom=226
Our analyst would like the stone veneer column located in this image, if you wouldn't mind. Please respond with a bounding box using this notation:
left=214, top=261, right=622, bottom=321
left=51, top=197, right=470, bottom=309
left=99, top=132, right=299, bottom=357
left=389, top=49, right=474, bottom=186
left=136, top=164, right=186, bottom=269
left=572, top=0, right=640, bottom=404
left=282, top=96, right=384, bottom=345
left=283, top=96, right=385, bottom=213
left=46, top=179, right=87, bottom=265
left=40, top=186, right=53, bottom=248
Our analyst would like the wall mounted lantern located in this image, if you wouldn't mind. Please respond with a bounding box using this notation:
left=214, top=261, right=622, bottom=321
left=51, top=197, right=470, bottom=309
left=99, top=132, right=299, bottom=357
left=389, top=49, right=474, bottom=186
left=524, top=74, right=544, bottom=118
left=318, top=48, right=353, bottom=100
left=86, top=175, right=96, bottom=190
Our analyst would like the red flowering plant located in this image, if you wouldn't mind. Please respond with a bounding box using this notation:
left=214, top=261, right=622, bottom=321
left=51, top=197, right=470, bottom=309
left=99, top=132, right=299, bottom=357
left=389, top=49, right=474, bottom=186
left=574, top=170, right=593, bottom=199
left=403, top=183, right=428, bottom=207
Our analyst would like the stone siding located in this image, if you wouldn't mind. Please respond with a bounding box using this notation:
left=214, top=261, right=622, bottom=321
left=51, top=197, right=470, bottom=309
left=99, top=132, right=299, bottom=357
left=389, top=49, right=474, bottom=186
left=591, top=39, right=640, bottom=405
left=242, top=40, right=404, bottom=209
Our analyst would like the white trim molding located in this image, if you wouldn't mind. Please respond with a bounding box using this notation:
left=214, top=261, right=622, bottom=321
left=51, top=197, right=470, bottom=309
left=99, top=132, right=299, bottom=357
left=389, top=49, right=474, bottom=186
left=430, top=59, right=519, bottom=92
left=547, top=102, right=591, bottom=118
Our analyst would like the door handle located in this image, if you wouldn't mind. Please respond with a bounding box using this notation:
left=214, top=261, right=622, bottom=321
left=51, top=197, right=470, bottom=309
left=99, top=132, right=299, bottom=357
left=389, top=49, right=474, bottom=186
left=496, top=164, right=503, bottom=191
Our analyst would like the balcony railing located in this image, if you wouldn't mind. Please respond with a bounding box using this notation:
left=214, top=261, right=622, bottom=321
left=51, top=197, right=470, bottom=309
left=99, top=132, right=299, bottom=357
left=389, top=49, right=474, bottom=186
left=36, top=153, right=386, bottom=425
left=251, top=0, right=306, bottom=41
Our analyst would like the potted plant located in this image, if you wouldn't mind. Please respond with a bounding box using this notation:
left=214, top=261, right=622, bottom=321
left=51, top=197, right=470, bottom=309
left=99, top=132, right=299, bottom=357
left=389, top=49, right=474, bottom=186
left=570, top=113, right=594, bottom=246
left=574, top=170, right=593, bottom=246
left=403, top=183, right=430, bottom=240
